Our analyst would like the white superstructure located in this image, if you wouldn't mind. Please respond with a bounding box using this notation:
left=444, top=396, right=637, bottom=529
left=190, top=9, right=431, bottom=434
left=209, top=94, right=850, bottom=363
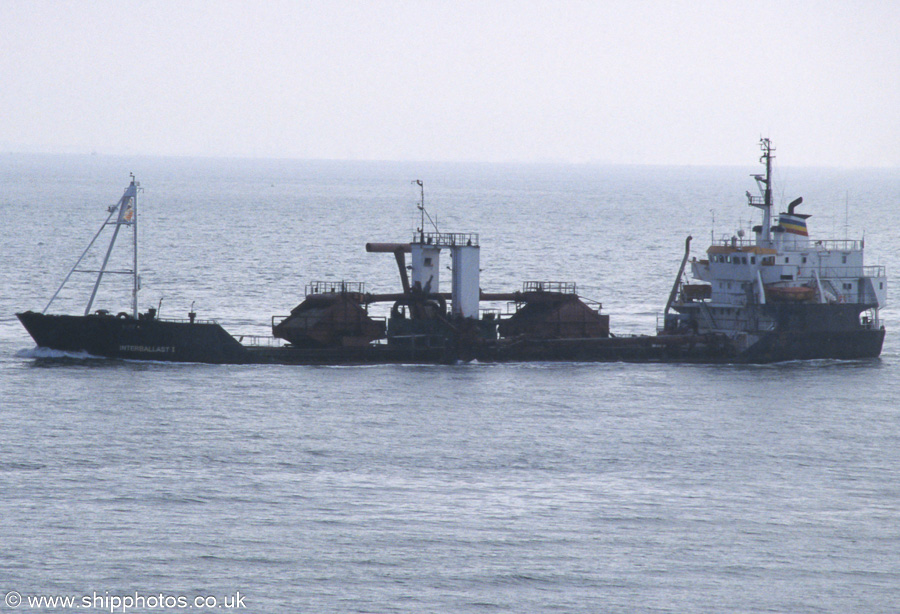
left=667, top=139, right=886, bottom=345
left=411, top=231, right=481, bottom=319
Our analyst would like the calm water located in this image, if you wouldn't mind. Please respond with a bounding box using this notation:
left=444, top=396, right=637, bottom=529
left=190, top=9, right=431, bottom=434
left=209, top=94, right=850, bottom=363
left=2, top=154, right=899, bottom=612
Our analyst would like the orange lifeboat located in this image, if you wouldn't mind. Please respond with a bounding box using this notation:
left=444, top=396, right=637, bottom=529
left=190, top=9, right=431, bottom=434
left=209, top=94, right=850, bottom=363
left=764, top=285, right=816, bottom=302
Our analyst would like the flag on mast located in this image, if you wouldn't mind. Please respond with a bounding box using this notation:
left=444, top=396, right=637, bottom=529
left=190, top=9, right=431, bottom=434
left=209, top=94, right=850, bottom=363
left=116, top=184, right=137, bottom=225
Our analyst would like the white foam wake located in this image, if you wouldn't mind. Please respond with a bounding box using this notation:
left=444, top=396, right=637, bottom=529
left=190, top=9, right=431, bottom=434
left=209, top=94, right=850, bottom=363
left=15, top=346, right=104, bottom=360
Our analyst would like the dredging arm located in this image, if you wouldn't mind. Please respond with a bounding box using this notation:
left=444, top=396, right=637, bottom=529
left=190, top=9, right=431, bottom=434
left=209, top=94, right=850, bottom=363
left=664, top=235, right=692, bottom=318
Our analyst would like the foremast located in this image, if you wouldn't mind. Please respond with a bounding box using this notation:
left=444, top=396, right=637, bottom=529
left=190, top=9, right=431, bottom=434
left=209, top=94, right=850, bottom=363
left=44, top=176, right=141, bottom=318
left=748, top=138, right=774, bottom=247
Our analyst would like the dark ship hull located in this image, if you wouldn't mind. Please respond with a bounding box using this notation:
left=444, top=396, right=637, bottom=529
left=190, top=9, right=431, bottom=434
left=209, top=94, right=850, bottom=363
left=665, top=301, right=886, bottom=363
left=745, top=302, right=885, bottom=361
left=739, top=328, right=884, bottom=362
left=18, top=311, right=249, bottom=364
left=16, top=311, right=447, bottom=365
left=17, top=310, right=883, bottom=365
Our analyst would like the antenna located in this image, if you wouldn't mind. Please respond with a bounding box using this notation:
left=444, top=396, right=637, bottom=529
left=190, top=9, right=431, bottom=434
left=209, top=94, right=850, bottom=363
left=844, top=191, right=850, bottom=241
left=412, top=179, right=439, bottom=240
left=415, top=179, right=424, bottom=240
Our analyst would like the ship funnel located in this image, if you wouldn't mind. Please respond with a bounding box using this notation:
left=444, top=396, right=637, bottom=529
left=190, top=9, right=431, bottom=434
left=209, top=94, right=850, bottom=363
left=778, top=196, right=810, bottom=248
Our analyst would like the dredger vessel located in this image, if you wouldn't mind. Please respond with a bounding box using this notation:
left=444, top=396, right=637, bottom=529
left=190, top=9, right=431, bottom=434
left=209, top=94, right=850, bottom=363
left=18, top=140, right=886, bottom=364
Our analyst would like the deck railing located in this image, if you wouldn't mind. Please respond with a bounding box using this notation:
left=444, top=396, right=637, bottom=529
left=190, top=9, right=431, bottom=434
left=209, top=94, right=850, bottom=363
left=306, top=280, right=366, bottom=295
left=813, top=265, right=886, bottom=279
left=523, top=281, right=577, bottom=294
left=413, top=232, right=479, bottom=247
left=711, top=236, right=864, bottom=252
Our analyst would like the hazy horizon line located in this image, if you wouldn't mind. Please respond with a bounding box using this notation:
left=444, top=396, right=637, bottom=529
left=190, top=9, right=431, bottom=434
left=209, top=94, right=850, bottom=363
left=5, top=147, right=898, bottom=171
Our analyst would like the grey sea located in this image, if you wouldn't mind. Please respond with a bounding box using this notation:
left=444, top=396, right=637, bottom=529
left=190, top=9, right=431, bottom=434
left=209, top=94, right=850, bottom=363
left=2, top=153, right=899, bottom=613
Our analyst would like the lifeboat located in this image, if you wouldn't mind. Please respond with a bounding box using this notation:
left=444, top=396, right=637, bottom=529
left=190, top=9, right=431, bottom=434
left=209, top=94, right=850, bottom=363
left=764, top=285, right=816, bottom=302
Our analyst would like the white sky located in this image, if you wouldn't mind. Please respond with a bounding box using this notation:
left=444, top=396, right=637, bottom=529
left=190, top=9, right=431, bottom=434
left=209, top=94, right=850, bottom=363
left=3, top=0, right=898, bottom=166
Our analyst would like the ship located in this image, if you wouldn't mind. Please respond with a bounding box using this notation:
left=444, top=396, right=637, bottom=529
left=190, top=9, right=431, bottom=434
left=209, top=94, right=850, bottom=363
left=17, top=141, right=887, bottom=365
